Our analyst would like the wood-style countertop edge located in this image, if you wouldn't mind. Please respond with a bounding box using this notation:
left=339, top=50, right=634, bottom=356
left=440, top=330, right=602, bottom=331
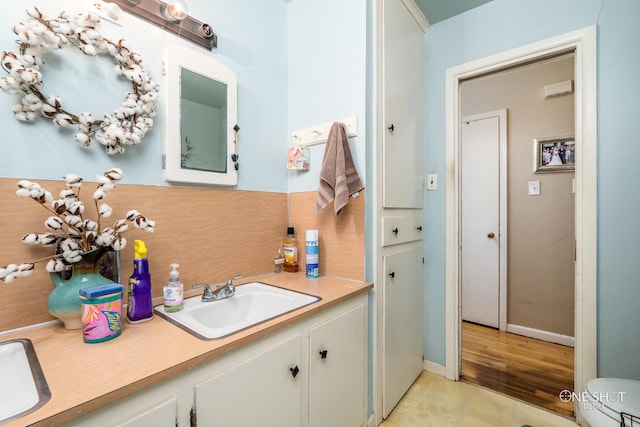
left=1, top=273, right=372, bottom=427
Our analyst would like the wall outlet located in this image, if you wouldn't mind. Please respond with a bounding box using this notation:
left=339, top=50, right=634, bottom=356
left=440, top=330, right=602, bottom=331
left=426, top=173, right=438, bottom=191
left=528, top=180, right=541, bottom=196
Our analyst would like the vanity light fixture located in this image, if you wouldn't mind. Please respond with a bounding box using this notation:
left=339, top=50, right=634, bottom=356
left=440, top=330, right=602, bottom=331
left=162, top=0, right=188, bottom=21
left=107, top=0, right=217, bottom=50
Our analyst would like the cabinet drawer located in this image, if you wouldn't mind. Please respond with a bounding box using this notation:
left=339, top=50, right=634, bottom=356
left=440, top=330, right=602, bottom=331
left=382, top=216, right=423, bottom=246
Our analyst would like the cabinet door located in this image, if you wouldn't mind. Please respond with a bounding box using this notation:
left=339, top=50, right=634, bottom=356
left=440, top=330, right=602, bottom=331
left=195, top=335, right=302, bottom=427
left=116, top=398, right=177, bottom=427
left=309, top=303, right=366, bottom=427
left=382, top=0, right=424, bottom=208
left=383, top=247, right=424, bottom=417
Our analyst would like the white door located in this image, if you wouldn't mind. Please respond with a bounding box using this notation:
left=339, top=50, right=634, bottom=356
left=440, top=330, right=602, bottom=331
left=461, top=112, right=506, bottom=329
left=383, top=247, right=424, bottom=417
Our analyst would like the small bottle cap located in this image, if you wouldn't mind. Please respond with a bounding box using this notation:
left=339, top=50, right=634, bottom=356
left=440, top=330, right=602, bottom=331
left=169, top=263, right=180, bottom=281
left=306, top=229, right=318, bottom=241
left=287, top=226, right=295, bottom=235
left=134, top=240, right=147, bottom=258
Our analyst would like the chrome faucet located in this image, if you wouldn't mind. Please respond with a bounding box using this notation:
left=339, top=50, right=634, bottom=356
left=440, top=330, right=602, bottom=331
left=194, top=275, right=242, bottom=302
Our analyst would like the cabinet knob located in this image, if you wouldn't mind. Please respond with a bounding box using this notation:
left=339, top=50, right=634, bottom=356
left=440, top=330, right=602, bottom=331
left=388, top=124, right=395, bottom=133
left=416, top=226, right=423, bottom=231
left=392, top=227, right=399, bottom=235
left=487, top=232, right=495, bottom=239
left=289, top=365, right=300, bottom=378
left=319, top=349, right=328, bottom=359
left=389, top=272, right=395, bottom=278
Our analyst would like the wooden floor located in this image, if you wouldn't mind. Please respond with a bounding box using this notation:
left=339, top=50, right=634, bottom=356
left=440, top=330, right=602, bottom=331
left=461, top=321, right=575, bottom=418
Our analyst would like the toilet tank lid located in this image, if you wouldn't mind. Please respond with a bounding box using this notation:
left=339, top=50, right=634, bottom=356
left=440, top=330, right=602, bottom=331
left=586, top=378, right=640, bottom=415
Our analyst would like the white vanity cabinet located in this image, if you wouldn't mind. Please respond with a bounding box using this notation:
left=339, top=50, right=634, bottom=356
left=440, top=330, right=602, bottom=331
left=195, top=335, right=303, bottom=427
left=308, top=303, right=366, bottom=427
left=61, top=292, right=368, bottom=427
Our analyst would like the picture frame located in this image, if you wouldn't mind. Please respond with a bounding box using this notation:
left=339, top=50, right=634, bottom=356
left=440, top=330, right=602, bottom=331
left=533, top=135, right=575, bottom=173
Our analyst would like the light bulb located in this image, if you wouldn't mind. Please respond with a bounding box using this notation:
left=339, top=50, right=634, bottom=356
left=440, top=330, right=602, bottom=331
left=163, top=0, right=188, bottom=21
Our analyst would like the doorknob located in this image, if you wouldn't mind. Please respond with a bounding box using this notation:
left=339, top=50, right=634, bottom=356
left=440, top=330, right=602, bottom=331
left=388, top=124, right=395, bottom=133
left=487, top=232, right=495, bottom=239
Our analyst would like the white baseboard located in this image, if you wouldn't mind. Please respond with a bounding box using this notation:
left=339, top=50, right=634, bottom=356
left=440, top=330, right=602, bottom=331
left=507, top=323, right=575, bottom=347
left=423, top=360, right=446, bottom=377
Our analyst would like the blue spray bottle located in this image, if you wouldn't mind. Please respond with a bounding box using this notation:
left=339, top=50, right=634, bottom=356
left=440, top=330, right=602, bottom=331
left=126, top=240, right=153, bottom=323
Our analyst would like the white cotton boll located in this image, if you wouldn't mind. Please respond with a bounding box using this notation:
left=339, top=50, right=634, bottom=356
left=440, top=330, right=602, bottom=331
left=60, top=239, right=79, bottom=252
left=0, top=267, right=7, bottom=280
left=3, top=273, right=15, bottom=283
left=74, top=132, right=90, bottom=146
left=0, top=76, right=18, bottom=94
left=67, top=201, right=84, bottom=215
left=64, top=250, right=83, bottom=264
left=66, top=215, right=82, bottom=227
left=17, top=180, right=34, bottom=189
left=105, top=168, right=124, bottom=181
left=125, top=210, right=140, bottom=221
left=114, top=219, right=129, bottom=233
left=18, top=264, right=34, bottom=275
left=45, top=259, right=57, bottom=273
left=22, top=233, right=39, bottom=244
left=16, top=188, right=31, bottom=197
left=45, top=216, right=64, bottom=230
left=5, top=264, right=18, bottom=273
left=64, top=173, right=83, bottom=186
left=83, top=219, right=98, bottom=231
left=82, top=44, right=97, bottom=56
left=59, top=189, right=76, bottom=200
left=145, top=220, right=156, bottom=233
left=78, top=112, right=94, bottom=125
left=53, top=114, right=72, bottom=128
left=39, top=234, right=57, bottom=246
left=111, top=236, right=126, bottom=251
left=99, top=203, right=115, bottom=219
left=96, top=175, right=111, bottom=185
left=93, top=188, right=107, bottom=201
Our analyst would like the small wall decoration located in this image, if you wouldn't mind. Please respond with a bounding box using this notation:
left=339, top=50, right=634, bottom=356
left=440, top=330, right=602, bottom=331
left=287, top=146, right=310, bottom=170
left=533, top=135, right=575, bottom=173
left=0, top=7, right=159, bottom=155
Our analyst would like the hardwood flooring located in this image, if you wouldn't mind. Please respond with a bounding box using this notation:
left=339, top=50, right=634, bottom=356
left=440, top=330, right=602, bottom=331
left=461, top=321, right=575, bottom=419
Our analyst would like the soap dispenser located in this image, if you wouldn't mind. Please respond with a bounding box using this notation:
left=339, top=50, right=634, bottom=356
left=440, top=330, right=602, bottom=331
left=163, top=263, right=184, bottom=313
left=126, top=240, right=153, bottom=323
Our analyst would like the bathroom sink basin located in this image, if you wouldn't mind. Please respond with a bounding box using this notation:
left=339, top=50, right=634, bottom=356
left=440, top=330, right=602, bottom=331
left=0, top=339, right=51, bottom=423
left=155, top=282, right=321, bottom=339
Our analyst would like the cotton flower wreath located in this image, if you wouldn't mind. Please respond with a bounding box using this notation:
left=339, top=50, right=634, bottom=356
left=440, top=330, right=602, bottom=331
left=0, top=168, right=155, bottom=283
left=0, top=7, right=159, bottom=154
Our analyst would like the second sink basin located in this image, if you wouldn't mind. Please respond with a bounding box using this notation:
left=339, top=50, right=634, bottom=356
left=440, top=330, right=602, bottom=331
left=155, top=282, right=321, bottom=339
left=0, top=338, right=51, bottom=424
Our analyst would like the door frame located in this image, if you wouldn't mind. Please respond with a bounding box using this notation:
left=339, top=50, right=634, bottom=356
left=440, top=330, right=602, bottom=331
left=444, top=25, right=598, bottom=406
left=461, top=110, right=508, bottom=331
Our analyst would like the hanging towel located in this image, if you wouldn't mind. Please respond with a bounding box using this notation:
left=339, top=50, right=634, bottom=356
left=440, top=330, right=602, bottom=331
left=316, top=122, right=364, bottom=216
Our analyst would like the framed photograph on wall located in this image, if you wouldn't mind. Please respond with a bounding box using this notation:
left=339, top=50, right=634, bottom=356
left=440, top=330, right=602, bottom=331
left=533, top=135, right=575, bottom=173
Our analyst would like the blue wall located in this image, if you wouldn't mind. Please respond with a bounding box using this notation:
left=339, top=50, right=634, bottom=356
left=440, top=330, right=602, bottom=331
left=0, top=0, right=289, bottom=192
left=423, top=0, right=640, bottom=379
left=286, top=0, right=367, bottom=193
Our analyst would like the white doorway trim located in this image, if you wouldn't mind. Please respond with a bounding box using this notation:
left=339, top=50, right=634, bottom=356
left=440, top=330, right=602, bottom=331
left=461, top=109, right=508, bottom=332
left=444, top=25, right=598, bottom=405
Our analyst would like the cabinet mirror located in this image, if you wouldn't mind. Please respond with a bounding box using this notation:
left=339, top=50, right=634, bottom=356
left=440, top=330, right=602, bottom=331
left=163, top=46, right=238, bottom=185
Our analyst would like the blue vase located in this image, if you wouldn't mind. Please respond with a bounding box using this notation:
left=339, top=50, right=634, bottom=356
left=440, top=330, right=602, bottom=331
left=48, top=248, right=117, bottom=330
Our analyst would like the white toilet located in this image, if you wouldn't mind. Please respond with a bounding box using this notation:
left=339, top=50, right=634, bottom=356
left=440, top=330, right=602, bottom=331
left=579, top=378, right=640, bottom=426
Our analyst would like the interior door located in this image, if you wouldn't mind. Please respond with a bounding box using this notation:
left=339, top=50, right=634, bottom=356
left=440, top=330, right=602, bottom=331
left=461, top=115, right=501, bottom=328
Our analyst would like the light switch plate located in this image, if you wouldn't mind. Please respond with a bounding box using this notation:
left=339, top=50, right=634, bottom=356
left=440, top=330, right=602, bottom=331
left=426, top=174, right=438, bottom=191
left=528, top=180, right=541, bottom=196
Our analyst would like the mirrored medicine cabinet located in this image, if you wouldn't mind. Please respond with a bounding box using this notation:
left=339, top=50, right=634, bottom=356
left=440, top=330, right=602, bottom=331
left=163, top=45, right=238, bottom=185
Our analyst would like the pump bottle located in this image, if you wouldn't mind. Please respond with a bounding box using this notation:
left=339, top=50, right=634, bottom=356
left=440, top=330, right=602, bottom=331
left=163, top=263, right=184, bottom=312
left=126, top=240, right=153, bottom=323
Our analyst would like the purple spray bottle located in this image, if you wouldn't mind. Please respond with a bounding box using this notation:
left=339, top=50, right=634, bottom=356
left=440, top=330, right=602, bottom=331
left=126, top=239, right=153, bottom=323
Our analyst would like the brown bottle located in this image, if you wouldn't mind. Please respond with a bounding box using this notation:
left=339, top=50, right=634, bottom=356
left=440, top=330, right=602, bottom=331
left=283, top=227, right=299, bottom=272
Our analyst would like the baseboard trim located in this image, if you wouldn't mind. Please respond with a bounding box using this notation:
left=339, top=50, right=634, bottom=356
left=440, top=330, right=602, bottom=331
left=423, top=360, right=447, bottom=377
left=507, top=323, right=575, bottom=347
